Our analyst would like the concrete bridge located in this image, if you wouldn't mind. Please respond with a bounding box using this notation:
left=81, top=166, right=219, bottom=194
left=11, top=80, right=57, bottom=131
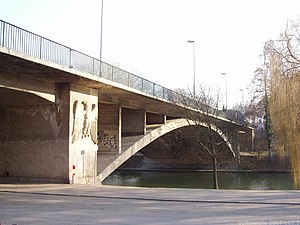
left=0, top=20, right=253, bottom=184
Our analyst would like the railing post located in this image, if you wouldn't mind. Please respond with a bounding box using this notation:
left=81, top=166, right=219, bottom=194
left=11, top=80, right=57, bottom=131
left=127, top=72, right=130, bottom=86
left=8, top=24, right=11, bottom=49
left=39, top=36, right=43, bottom=59
left=1, top=21, right=5, bottom=47
left=92, top=58, right=95, bottom=76
left=0, top=21, right=5, bottom=47
left=69, top=49, right=72, bottom=68
left=111, top=65, right=114, bottom=81
left=99, top=60, right=102, bottom=77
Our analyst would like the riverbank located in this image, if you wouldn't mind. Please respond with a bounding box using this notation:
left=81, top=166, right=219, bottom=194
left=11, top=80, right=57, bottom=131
left=120, top=150, right=291, bottom=173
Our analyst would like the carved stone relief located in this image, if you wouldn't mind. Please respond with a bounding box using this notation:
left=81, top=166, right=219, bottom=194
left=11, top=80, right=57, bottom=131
left=71, top=100, right=97, bottom=144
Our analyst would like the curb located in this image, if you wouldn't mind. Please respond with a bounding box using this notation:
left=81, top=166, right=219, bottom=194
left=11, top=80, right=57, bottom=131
left=1, top=189, right=300, bottom=206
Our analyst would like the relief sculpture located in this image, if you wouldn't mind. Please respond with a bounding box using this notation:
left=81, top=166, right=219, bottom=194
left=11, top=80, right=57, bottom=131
left=71, top=100, right=97, bottom=144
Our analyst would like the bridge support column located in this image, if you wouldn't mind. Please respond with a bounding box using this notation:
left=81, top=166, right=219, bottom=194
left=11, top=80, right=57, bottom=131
left=244, top=128, right=255, bottom=151
left=98, top=103, right=121, bottom=153
left=234, top=128, right=255, bottom=152
left=121, top=108, right=146, bottom=136
left=69, top=84, right=98, bottom=184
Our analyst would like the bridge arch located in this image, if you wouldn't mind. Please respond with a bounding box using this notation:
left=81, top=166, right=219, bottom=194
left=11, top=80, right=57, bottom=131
left=98, top=118, right=235, bottom=182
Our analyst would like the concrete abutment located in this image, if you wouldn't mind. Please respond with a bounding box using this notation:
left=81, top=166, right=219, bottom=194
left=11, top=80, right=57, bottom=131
left=0, top=75, right=99, bottom=184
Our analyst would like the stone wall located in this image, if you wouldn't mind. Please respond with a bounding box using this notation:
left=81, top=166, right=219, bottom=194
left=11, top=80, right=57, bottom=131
left=0, top=139, right=68, bottom=179
left=0, top=103, right=69, bottom=181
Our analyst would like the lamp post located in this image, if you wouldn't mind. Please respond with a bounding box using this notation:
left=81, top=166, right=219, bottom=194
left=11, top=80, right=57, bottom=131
left=99, top=0, right=104, bottom=77
left=187, top=40, right=195, bottom=97
left=221, top=72, right=227, bottom=110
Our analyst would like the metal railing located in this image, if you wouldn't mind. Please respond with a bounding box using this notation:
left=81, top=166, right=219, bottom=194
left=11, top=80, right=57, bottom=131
left=0, top=20, right=173, bottom=101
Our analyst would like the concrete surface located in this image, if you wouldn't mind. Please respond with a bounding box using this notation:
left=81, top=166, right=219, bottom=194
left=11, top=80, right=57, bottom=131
left=0, top=184, right=300, bottom=225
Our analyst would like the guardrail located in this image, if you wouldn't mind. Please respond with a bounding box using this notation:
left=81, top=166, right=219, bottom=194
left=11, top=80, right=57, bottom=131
left=0, top=20, right=173, bottom=100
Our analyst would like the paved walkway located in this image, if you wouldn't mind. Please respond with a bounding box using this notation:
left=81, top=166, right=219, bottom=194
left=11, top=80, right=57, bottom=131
left=1, top=184, right=300, bottom=224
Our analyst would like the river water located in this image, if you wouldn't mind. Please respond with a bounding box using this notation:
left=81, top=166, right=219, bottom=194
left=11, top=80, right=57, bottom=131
left=103, top=170, right=294, bottom=190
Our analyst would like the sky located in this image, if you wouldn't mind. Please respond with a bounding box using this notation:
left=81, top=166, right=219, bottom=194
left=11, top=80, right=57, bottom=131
left=1, top=0, right=300, bottom=107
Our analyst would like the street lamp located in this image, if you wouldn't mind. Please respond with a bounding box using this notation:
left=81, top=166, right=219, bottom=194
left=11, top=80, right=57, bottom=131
left=99, top=0, right=104, bottom=77
left=221, top=72, right=227, bottom=110
left=187, top=40, right=195, bottom=97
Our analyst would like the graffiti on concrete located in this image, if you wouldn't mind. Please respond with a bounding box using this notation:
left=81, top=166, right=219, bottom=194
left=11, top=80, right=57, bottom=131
left=72, top=100, right=97, bottom=144
left=98, top=130, right=117, bottom=149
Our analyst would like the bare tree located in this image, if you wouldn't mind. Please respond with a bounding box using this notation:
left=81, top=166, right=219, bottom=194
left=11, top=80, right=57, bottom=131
left=172, top=86, right=237, bottom=189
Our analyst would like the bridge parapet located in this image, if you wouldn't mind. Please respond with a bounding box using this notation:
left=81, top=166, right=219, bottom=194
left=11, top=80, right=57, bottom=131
left=0, top=20, right=173, bottom=102
left=0, top=19, right=248, bottom=127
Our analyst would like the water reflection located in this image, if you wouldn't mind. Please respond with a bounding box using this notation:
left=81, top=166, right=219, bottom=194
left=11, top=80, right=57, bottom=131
left=103, top=171, right=294, bottom=190
left=105, top=173, right=141, bottom=186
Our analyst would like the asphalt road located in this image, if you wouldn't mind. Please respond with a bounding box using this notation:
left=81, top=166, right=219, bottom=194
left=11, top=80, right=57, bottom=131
left=1, top=184, right=300, bottom=225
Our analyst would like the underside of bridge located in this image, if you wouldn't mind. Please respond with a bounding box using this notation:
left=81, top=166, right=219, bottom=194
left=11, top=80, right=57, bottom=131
left=0, top=86, right=69, bottom=182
